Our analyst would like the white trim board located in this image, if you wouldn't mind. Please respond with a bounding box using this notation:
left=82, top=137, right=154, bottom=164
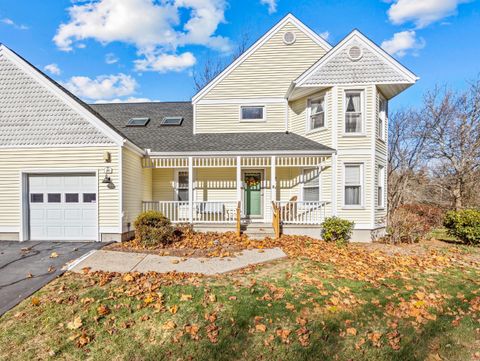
left=197, top=98, right=287, bottom=105
left=192, top=14, right=332, bottom=104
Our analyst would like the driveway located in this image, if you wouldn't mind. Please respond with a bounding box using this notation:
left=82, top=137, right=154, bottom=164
left=0, top=241, right=103, bottom=316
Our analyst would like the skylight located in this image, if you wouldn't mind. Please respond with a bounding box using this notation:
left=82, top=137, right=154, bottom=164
left=126, top=117, right=150, bottom=127
left=161, top=116, right=183, bottom=126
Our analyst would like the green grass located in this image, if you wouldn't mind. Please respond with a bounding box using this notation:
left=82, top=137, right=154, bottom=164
left=0, top=256, right=479, bottom=360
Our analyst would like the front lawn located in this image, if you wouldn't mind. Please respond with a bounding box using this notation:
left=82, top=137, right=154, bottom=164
left=1, top=237, right=479, bottom=360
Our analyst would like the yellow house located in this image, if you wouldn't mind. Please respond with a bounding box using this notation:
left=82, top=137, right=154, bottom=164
left=0, top=14, right=417, bottom=242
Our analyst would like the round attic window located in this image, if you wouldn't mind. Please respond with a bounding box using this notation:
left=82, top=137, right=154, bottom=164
left=348, top=45, right=362, bottom=61
left=283, top=31, right=296, bottom=45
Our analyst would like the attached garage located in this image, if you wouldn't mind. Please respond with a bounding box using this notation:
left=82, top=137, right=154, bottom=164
left=26, top=174, right=98, bottom=241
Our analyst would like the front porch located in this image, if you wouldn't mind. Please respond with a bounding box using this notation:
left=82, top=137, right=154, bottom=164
left=140, top=154, right=333, bottom=233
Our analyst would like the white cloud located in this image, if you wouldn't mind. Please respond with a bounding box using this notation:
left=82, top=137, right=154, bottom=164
left=260, top=0, right=278, bottom=14
left=63, top=73, right=138, bottom=100
left=53, top=0, right=230, bottom=72
left=381, top=30, right=425, bottom=57
left=1, top=18, right=28, bottom=30
left=319, top=31, right=330, bottom=41
left=44, top=63, right=61, bottom=75
left=94, top=96, right=159, bottom=103
left=387, top=0, right=468, bottom=28
left=105, top=53, right=119, bottom=64
left=134, top=51, right=196, bottom=72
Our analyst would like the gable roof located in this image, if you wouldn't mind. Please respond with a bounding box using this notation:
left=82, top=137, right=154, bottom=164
left=290, top=30, right=419, bottom=99
left=0, top=44, right=143, bottom=152
left=91, top=102, right=334, bottom=155
left=191, top=13, right=332, bottom=104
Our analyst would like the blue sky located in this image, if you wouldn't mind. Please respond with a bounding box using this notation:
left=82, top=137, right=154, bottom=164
left=0, top=0, right=479, bottom=111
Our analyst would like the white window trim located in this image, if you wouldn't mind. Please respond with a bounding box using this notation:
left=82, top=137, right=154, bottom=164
left=377, top=165, right=385, bottom=209
left=306, top=93, right=327, bottom=134
left=343, top=89, right=365, bottom=136
left=239, top=105, right=266, bottom=122
left=301, top=168, right=321, bottom=202
left=342, top=162, right=364, bottom=209
left=378, top=95, right=387, bottom=141
left=174, top=169, right=189, bottom=201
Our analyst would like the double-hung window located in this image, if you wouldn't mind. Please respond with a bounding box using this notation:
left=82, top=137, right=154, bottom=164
left=308, top=96, right=325, bottom=130
left=176, top=171, right=189, bottom=201
left=240, top=106, right=265, bottom=121
left=344, top=164, right=362, bottom=206
left=302, top=168, right=319, bottom=202
left=377, top=165, right=385, bottom=208
left=345, top=91, right=363, bottom=133
left=378, top=97, right=387, bottom=140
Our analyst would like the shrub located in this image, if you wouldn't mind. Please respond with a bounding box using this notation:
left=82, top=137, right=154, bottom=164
left=443, top=209, right=480, bottom=245
left=321, top=217, right=354, bottom=244
left=399, top=204, right=444, bottom=230
left=134, top=210, right=174, bottom=247
left=386, top=207, right=427, bottom=244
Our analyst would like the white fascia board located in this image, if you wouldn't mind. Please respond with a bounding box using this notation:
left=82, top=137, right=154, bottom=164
left=191, top=13, right=332, bottom=104
left=295, top=30, right=419, bottom=87
left=148, top=149, right=336, bottom=157
left=123, top=139, right=145, bottom=156
left=197, top=97, right=287, bottom=105
left=0, top=45, right=125, bottom=146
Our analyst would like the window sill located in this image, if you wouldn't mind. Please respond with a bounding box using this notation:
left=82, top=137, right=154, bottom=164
left=376, top=207, right=385, bottom=211
left=342, top=133, right=367, bottom=138
left=342, top=206, right=365, bottom=210
left=239, top=119, right=266, bottom=123
left=306, top=127, right=328, bottom=135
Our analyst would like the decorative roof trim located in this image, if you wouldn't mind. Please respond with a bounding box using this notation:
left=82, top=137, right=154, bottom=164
left=147, top=149, right=336, bottom=157
left=191, top=13, right=332, bottom=104
left=0, top=44, right=127, bottom=147
left=294, top=29, right=419, bottom=88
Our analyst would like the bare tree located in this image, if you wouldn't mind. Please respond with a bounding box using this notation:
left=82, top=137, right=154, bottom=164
left=422, top=81, right=480, bottom=209
left=193, top=32, right=251, bottom=92
left=387, top=109, right=429, bottom=219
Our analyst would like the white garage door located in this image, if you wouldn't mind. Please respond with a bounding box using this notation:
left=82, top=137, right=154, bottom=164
left=28, top=174, right=97, bottom=241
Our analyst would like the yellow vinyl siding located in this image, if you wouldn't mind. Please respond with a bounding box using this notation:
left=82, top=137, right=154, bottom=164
left=195, top=103, right=285, bottom=133
left=374, top=87, right=388, bottom=227
left=202, top=23, right=327, bottom=100
left=152, top=169, right=175, bottom=201
left=122, top=148, right=152, bottom=231
left=288, top=89, right=334, bottom=147
left=0, top=146, right=120, bottom=230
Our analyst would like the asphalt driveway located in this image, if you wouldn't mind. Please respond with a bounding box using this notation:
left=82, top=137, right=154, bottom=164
left=0, top=241, right=103, bottom=316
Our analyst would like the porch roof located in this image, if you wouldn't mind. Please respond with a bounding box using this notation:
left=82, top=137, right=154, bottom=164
left=90, top=102, right=334, bottom=154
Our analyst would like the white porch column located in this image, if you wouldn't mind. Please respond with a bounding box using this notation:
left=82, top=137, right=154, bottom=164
left=270, top=155, right=276, bottom=202
left=188, top=156, right=193, bottom=223
left=331, top=153, right=337, bottom=216
left=236, top=156, right=242, bottom=203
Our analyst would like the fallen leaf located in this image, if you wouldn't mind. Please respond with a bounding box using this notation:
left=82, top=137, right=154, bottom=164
left=162, top=320, right=177, bottom=330
left=50, top=252, right=58, bottom=258
left=67, top=317, right=83, bottom=330
left=31, top=297, right=40, bottom=307
left=255, top=324, right=267, bottom=332
left=180, top=294, right=193, bottom=301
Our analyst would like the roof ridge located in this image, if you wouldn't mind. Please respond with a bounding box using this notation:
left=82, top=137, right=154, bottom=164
left=90, top=101, right=192, bottom=106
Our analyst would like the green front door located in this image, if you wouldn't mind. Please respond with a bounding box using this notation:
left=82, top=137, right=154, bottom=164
left=244, top=172, right=262, bottom=217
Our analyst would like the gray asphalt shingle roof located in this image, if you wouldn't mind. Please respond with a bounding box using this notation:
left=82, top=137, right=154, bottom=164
left=89, top=102, right=334, bottom=154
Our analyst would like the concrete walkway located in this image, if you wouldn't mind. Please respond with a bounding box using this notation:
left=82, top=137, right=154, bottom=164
left=70, top=248, right=287, bottom=275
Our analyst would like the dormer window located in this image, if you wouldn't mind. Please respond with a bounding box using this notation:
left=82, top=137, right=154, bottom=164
left=126, top=117, right=150, bottom=127
left=240, top=106, right=265, bottom=121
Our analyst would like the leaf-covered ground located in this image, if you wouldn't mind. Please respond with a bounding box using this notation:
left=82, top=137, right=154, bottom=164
left=1, top=236, right=480, bottom=361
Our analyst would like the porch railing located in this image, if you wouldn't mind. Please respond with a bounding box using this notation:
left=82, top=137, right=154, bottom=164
left=275, top=201, right=329, bottom=225
left=142, top=201, right=239, bottom=223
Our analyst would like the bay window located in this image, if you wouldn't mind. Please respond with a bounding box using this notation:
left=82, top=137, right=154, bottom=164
left=377, top=165, right=385, bottom=208
left=345, top=91, right=363, bottom=133
left=378, top=97, right=387, bottom=140
left=308, top=95, right=325, bottom=130
left=344, top=164, right=362, bottom=206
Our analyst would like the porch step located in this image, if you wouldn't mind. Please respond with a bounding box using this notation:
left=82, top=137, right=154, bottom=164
left=241, top=223, right=275, bottom=239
